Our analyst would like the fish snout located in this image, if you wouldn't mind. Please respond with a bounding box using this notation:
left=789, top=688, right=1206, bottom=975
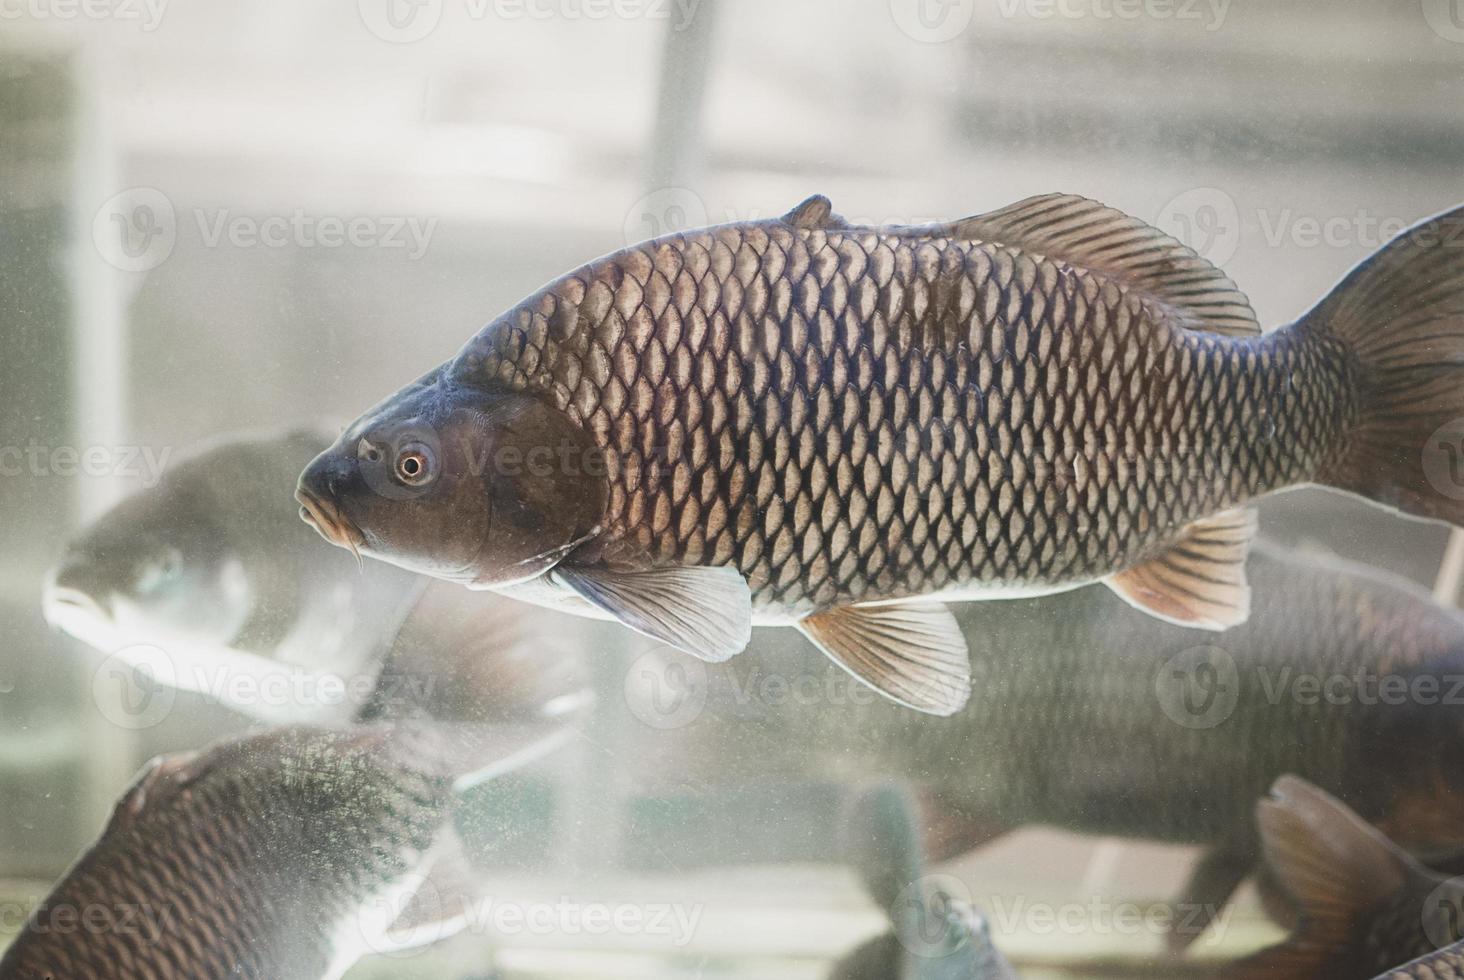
left=41, top=557, right=111, bottom=630
left=295, top=458, right=366, bottom=553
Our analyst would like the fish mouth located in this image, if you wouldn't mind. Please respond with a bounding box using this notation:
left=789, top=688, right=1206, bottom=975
left=41, top=580, right=110, bottom=631
left=295, top=487, right=367, bottom=557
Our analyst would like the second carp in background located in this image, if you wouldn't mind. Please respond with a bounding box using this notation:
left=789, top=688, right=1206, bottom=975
left=297, top=195, right=1464, bottom=714
left=624, top=540, right=1464, bottom=948
left=42, top=428, right=589, bottom=727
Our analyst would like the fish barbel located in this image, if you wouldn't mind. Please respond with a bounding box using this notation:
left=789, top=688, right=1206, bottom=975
left=298, top=194, right=1464, bottom=714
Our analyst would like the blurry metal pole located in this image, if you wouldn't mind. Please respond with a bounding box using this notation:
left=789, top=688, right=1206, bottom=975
left=68, top=44, right=139, bottom=832
left=1434, top=528, right=1464, bottom=607
left=645, top=0, right=717, bottom=192
left=559, top=2, right=719, bottom=873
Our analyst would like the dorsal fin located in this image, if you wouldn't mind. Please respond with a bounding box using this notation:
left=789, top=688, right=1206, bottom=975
left=940, top=192, right=1261, bottom=337
left=782, top=194, right=845, bottom=231
left=1228, top=775, right=1415, bottom=980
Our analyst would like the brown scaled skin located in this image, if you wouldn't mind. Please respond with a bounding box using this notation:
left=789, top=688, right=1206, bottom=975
left=298, top=194, right=1464, bottom=713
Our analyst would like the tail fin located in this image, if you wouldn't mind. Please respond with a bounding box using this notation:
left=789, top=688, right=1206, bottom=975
left=1228, top=775, right=1413, bottom=980
left=1306, top=204, right=1464, bottom=524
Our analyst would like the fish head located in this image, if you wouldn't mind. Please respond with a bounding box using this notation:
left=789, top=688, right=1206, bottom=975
left=297, top=373, right=605, bottom=588
left=43, top=478, right=253, bottom=650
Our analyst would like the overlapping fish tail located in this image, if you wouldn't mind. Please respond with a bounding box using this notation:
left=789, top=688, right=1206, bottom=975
left=1300, top=204, right=1464, bottom=525
left=1225, top=775, right=1413, bottom=980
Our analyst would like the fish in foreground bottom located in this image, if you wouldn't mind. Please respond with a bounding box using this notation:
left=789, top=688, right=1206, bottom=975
left=829, top=783, right=1016, bottom=980
left=1226, top=776, right=1464, bottom=980
left=0, top=722, right=567, bottom=980
left=298, top=193, right=1464, bottom=715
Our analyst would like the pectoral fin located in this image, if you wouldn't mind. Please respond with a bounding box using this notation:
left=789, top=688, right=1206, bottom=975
left=1105, top=508, right=1257, bottom=630
left=797, top=602, right=971, bottom=716
left=550, top=564, right=752, bottom=663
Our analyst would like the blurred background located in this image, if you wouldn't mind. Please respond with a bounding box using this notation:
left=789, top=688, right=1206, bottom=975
left=3, top=0, right=1464, bottom=976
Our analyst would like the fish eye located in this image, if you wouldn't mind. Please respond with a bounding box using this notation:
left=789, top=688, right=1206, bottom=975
left=394, top=443, right=435, bottom=486
left=356, top=438, right=383, bottom=464
left=135, top=547, right=183, bottom=594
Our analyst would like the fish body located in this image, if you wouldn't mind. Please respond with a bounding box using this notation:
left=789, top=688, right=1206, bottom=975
left=298, top=194, right=1464, bottom=713
left=44, top=428, right=589, bottom=726
left=0, top=725, right=464, bottom=980
left=622, top=542, right=1464, bottom=938
left=1227, top=776, right=1464, bottom=980
left=1381, top=942, right=1464, bottom=979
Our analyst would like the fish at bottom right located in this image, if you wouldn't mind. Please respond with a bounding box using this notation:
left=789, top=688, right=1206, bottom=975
left=1228, top=775, right=1464, bottom=980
